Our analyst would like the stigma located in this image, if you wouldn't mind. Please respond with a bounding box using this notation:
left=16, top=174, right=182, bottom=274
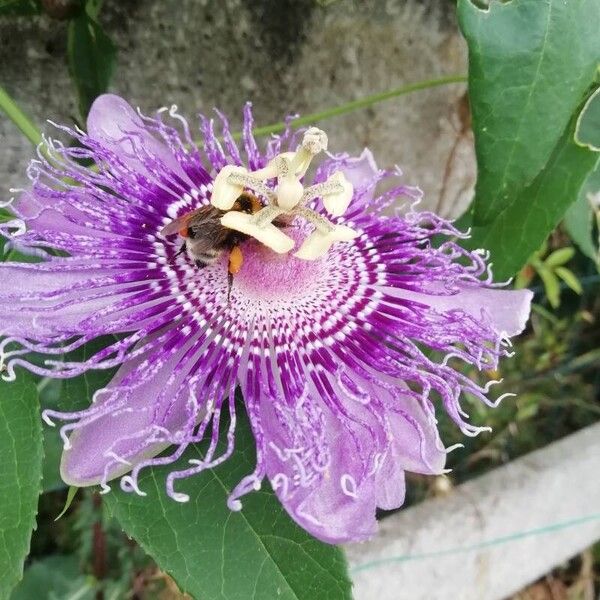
left=211, top=127, right=359, bottom=260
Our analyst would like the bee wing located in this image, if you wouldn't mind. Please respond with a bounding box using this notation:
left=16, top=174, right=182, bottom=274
left=159, top=206, right=220, bottom=237
left=159, top=214, right=195, bottom=237
left=188, top=211, right=232, bottom=253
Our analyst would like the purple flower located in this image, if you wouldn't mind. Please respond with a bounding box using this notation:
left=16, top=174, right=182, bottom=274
left=0, top=94, right=532, bottom=544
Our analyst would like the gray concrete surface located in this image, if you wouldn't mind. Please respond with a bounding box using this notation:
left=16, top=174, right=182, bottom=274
left=0, top=0, right=473, bottom=217
left=346, top=422, right=600, bottom=600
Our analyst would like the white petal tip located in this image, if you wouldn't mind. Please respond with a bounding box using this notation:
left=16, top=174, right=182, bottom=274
left=228, top=499, right=243, bottom=511
left=121, top=476, right=148, bottom=496
left=41, top=412, right=56, bottom=427
left=172, top=492, right=190, bottom=503
left=445, top=443, right=465, bottom=454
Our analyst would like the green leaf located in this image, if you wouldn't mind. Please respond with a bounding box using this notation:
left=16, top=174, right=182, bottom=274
left=575, top=86, right=600, bottom=152
left=40, top=336, right=119, bottom=493
left=554, top=266, right=583, bottom=294
left=0, top=375, right=43, bottom=599
left=10, top=555, right=95, bottom=600
left=67, top=4, right=116, bottom=119
left=54, top=486, right=79, bottom=521
left=544, top=247, right=575, bottom=268
left=0, top=0, right=41, bottom=15
left=514, top=267, right=534, bottom=290
left=41, top=428, right=66, bottom=493
left=464, top=117, right=600, bottom=280
left=537, top=266, right=561, bottom=308
left=564, top=165, right=600, bottom=260
left=105, top=406, right=352, bottom=600
left=458, top=0, right=600, bottom=226
left=0, top=233, right=41, bottom=264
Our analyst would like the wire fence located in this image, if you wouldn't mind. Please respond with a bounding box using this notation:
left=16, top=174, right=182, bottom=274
left=351, top=512, right=600, bottom=574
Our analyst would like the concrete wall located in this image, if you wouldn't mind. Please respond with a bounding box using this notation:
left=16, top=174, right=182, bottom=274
left=0, top=0, right=474, bottom=217
left=346, top=422, right=600, bottom=600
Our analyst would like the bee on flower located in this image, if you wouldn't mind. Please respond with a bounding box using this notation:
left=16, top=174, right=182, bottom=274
left=0, top=95, right=531, bottom=543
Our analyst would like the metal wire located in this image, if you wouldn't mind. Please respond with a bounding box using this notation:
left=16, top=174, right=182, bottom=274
left=351, top=512, right=600, bottom=573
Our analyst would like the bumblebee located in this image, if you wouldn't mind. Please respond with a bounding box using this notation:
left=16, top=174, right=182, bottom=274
left=159, top=193, right=263, bottom=300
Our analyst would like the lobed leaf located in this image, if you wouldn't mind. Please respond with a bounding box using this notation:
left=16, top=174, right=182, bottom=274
left=576, top=86, right=600, bottom=152
left=458, top=0, right=600, bottom=226
left=564, top=166, right=600, bottom=260
left=105, top=406, right=352, bottom=600
left=0, top=375, right=43, bottom=599
left=464, top=117, right=599, bottom=280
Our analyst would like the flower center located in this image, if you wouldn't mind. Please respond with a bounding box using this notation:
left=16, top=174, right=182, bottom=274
left=211, top=127, right=359, bottom=260
left=231, top=230, right=326, bottom=302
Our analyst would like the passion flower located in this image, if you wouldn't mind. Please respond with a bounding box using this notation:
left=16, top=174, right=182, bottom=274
left=0, top=95, right=532, bottom=543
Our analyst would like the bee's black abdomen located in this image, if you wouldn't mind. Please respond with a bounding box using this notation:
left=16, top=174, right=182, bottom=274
left=195, top=259, right=208, bottom=269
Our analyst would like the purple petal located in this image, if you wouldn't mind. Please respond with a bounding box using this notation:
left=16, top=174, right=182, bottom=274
left=374, top=395, right=444, bottom=511
left=385, top=393, right=446, bottom=476
left=60, top=358, right=191, bottom=488
left=375, top=456, right=406, bottom=511
left=336, top=148, right=380, bottom=199
left=395, top=284, right=533, bottom=337
left=261, top=393, right=378, bottom=544
left=269, top=439, right=378, bottom=544
left=87, top=94, right=190, bottom=182
left=12, top=191, right=119, bottom=240
left=0, top=263, right=123, bottom=337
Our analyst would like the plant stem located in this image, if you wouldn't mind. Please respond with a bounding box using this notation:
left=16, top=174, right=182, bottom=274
left=0, top=85, right=43, bottom=147
left=245, top=74, right=467, bottom=139
left=1, top=74, right=467, bottom=152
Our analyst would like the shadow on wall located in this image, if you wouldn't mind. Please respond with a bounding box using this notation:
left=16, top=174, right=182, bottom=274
left=241, top=0, right=316, bottom=64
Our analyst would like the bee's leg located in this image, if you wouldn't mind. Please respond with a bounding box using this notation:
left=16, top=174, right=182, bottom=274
left=169, top=244, right=186, bottom=263
left=227, top=271, right=234, bottom=304
left=227, top=245, right=244, bottom=303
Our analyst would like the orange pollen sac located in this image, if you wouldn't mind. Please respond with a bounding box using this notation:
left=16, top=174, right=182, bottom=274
left=179, top=227, right=189, bottom=238
left=249, top=194, right=263, bottom=214
left=228, top=246, right=244, bottom=275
